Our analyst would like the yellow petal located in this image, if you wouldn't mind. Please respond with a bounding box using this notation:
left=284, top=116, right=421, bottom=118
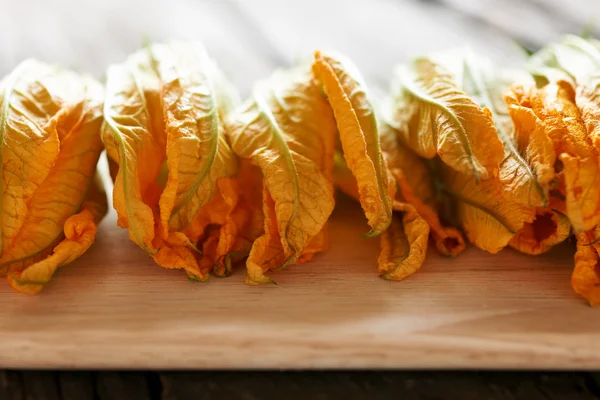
left=0, top=80, right=104, bottom=268
left=227, top=64, right=336, bottom=282
left=7, top=175, right=107, bottom=294
left=455, top=51, right=552, bottom=208
left=153, top=233, right=203, bottom=280
left=441, top=162, right=535, bottom=254
left=213, top=160, right=264, bottom=277
left=379, top=203, right=429, bottom=280
left=212, top=205, right=251, bottom=277
left=154, top=177, right=240, bottom=281
left=525, top=37, right=600, bottom=217
left=385, top=57, right=503, bottom=180
left=576, top=73, right=600, bottom=207
left=313, top=51, right=392, bottom=236
left=577, top=75, right=600, bottom=151
left=245, top=186, right=282, bottom=285
left=438, top=50, right=552, bottom=209
left=381, top=123, right=465, bottom=256
left=211, top=180, right=243, bottom=275
left=102, top=49, right=165, bottom=253
left=526, top=36, right=600, bottom=158
left=0, top=60, right=106, bottom=291
left=500, top=102, right=556, bottom=206
left=104, top=43, right=240, bottom=280
left=333, top=147, right=433, bottom=274
left=573, top=228, right=600, bottom=306
left=0, top=61, right=68, bottom=256
left=405, top=51, right=558, bottom=253
left=190, top=177, right=239, bottom=278
left=515, top=81, right=600, bottom=232
left=542, top=82, right=600, bottom=233
left=155, top=42, right=239, bottom=233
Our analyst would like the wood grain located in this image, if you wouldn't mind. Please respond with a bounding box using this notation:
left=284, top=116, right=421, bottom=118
left=0, top=196, right=597, bottom=370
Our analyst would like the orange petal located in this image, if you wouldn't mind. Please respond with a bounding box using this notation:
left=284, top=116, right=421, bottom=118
left=227, top=64, right=336, bottom=282
left=103, top=50, right=165, bottom=253
left=313, top=51, right=392, bottom=236
left=245, top=187, right=284, bottom=285
left=509, top=199, right=571, bottom=255
left=573, top=228, right=600, bottom=306
left=441, top=162, right=536, bottom=254
left=379, top=204, right=429, bottom=280
left=509, top=81, right=600, bottom=232
left=7, top=175, right=106, bottom=294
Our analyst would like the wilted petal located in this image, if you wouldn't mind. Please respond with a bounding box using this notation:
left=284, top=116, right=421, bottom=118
left=226, top=64, right=336, bottom=283
left=379, top=203, right=429, bottom=280
left=573, top=228, right=600, bottom=306
left=313, top=51, right=392, bottom=236
left=385, top=56, right=504, bottom=180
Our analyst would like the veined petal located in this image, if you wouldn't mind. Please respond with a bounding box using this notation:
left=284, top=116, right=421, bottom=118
left=441, top=162, right=535, bottom=254
left=226, top=64, right=336, bottom=283
left=0, top=60, right=106, bottom=292
left=513, top=81, right=600, bottom=232
left=0, top=61, right=68, bottom=256
left=577, top=72, right=600, bottom=176
left=104, top=42, right=241, bottom=280
left=102, top=49, right=165, bottom=253
left=573, top=227, right=600, bottom=306
left=213, top=160, right=264, bottom=277
left=313, top=51, right=392, bottom=236
left=385, top=56, right=504, bottom=180
left=379, top=203, right=429, bottom=281
left=245, top=186, right=282, bottom=285
left=0, top=79, right=104, bottom=267
left=381, top=122, right=465, bottom=256
left=334, top=147, right=436, bottom=277
left=449, top=50, right=554, bottom=208
left=502, top=103, right=556, bottom=206
left=7, top=173, right=107, bottom=294
left=155, top=42, right=239, bottom=233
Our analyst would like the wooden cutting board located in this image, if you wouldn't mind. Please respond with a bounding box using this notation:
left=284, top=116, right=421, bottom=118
left=0, top=195, right=598, bottom=370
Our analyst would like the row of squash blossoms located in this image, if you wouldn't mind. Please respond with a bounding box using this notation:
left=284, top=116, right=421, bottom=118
left=0, top=37, right=598, bottom=306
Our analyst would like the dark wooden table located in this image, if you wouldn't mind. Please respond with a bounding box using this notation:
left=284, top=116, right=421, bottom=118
left=1, top=0, right=599, bottom=398
left=0, top=371, right=599, bottom=399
